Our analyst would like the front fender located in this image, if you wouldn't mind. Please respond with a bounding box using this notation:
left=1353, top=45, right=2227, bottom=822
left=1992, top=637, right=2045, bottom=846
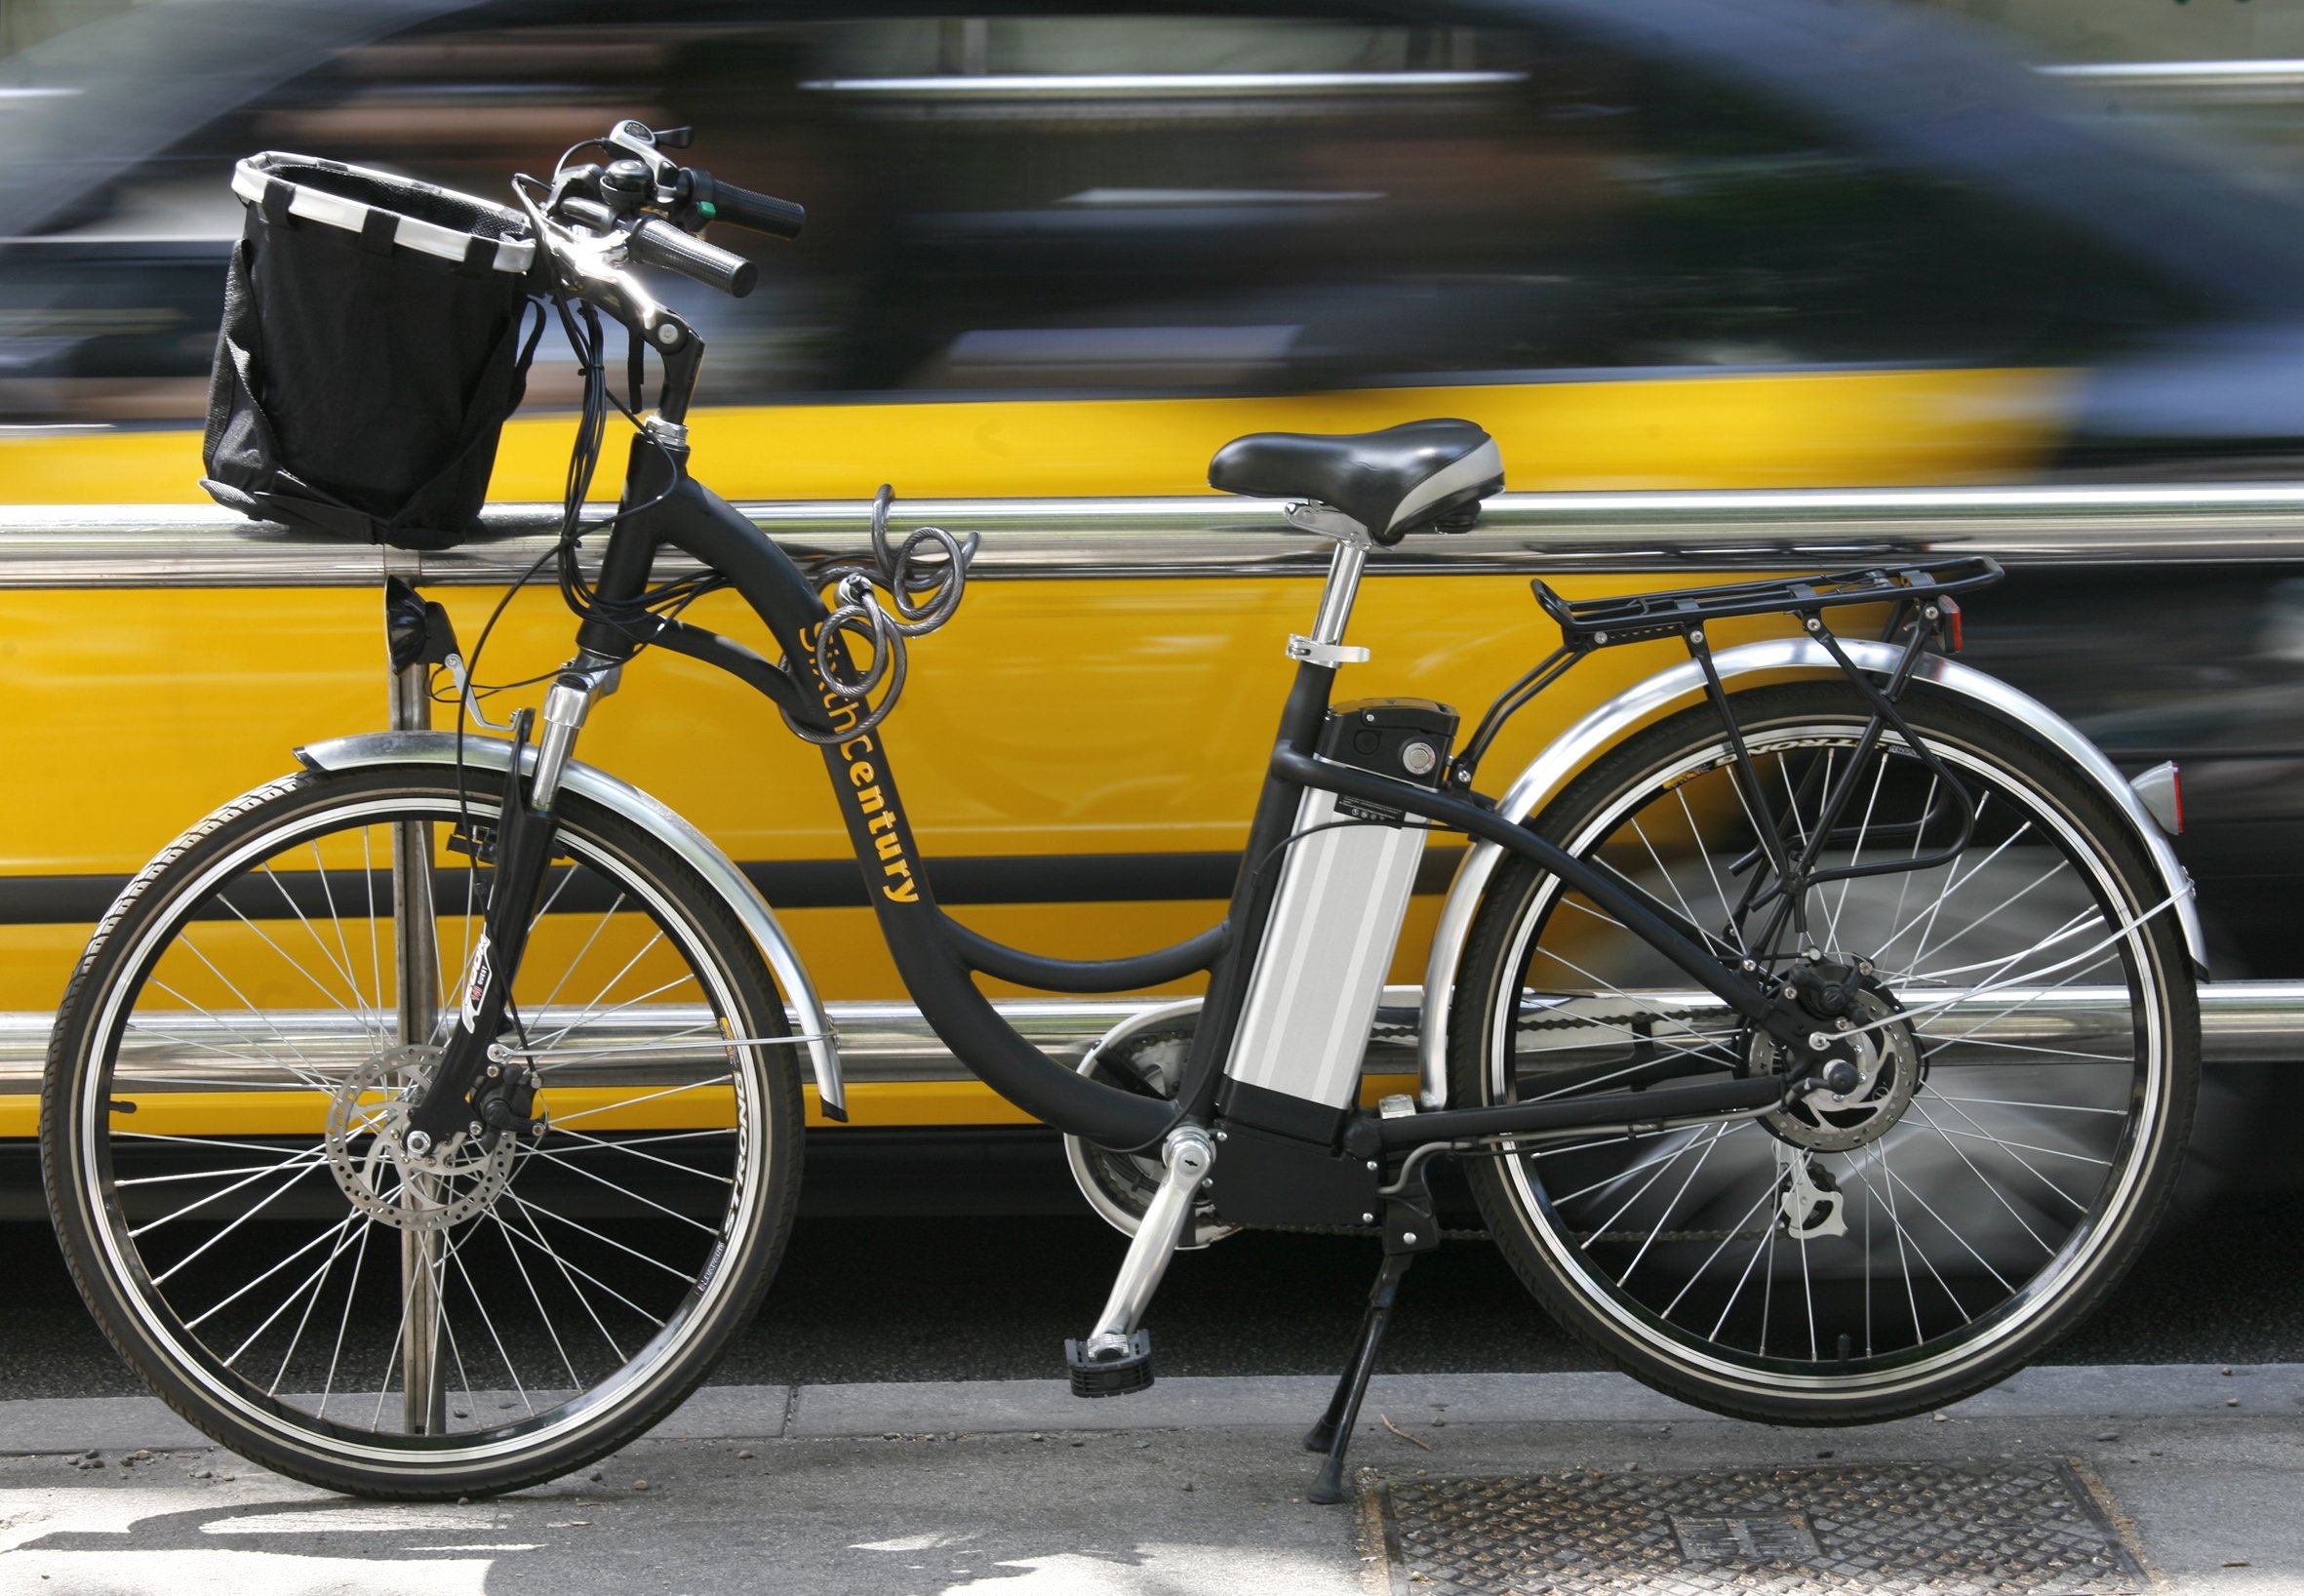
left=295, top=731, right=846, bottom=1121
left=1415, top=638, right=2206, bottom=1109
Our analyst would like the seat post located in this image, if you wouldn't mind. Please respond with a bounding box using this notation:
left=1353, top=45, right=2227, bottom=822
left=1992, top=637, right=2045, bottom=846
left=1282, top=505, right=1378, bottom=669
left=1309, top=539, right=1368, bottom=647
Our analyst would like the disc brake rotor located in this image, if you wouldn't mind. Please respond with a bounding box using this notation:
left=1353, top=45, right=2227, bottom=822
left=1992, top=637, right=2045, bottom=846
left=1755, top=985, right=1921, bottom=1153
left=324, top=1045, right=516, bottom=1231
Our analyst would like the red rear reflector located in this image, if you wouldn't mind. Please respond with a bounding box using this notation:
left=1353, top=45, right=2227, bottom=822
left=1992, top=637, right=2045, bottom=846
left=1939, top=597, right=1964, bottom=656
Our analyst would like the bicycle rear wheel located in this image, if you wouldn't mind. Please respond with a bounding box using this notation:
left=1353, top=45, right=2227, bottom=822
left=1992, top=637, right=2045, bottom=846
left=43, top=763, right=803, bottom=1496
left=1448, top=681, right=2197, bottom=1423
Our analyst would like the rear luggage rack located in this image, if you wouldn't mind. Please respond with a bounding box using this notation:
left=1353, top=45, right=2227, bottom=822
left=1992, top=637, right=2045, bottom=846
left=1533, top=556, right=2003, bottom=647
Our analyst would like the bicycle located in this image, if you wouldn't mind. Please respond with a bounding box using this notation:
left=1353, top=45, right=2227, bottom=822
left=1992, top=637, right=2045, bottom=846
left=42, top=121, right=2203, bottom=1504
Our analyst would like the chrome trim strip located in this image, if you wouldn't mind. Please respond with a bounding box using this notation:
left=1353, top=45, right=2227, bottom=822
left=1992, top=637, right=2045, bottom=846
left=17, top=482, right=2304, bottom=588
left=2041, top=60, right=2304, bottom=88
left=799, top=72, right=1528, bottom=98
left=294, top=730, right=847, bottom=1120
left=1413, top=638, right=2212, bottom=1109
left=4, top=979, right=2292, bottom=1099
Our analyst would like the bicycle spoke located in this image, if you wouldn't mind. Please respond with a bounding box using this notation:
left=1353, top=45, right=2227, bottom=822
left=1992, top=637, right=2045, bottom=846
left=1615, top=1123, right=1734, bottom=1289
left=1675, top=784, right=1747, bottom=956
left=545, top=1124, right=735, bottom=1184
left=220, top=1212, right=365, bottom=1367
left=493, top=1193, right=633, bottom=1363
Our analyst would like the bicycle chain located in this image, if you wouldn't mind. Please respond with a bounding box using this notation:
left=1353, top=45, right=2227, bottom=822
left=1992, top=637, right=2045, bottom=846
left=1241, top=1220, right=1491, bottom=1241
left=1241, top=1222, right=1758, bottom=1244
left=1368, top=1004, right=1734, bottom=1048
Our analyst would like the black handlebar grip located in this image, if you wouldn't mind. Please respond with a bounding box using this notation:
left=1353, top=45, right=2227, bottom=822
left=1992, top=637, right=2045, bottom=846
left=692, top=170, right=806, bottom=240
left=626, top=217, right=758, bottom=298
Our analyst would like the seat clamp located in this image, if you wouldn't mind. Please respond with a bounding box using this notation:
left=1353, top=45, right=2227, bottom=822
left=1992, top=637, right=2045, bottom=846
left=1285, top=501, right=1374, bottom=544
left=1287, top=634, right=1371, bottom=667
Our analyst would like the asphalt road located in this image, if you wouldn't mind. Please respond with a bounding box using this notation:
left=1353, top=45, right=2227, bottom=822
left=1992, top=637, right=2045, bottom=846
left=8, top=1185, right=2303, bottom=1403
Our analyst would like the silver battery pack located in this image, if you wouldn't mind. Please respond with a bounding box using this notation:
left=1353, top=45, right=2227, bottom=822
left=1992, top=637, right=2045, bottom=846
left=1226, top=698, right=1455, bottom=1115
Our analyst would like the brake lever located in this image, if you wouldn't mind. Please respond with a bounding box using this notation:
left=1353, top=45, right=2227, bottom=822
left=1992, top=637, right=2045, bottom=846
left=511, top=178, right=682, bottom=345
left=443, top=652, right=515, bottom=735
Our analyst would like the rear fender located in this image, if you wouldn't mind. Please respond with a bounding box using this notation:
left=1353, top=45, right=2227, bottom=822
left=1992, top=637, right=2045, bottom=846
left=296, top=731, right=846, bottom=1121
left=1416, top=638, right=2205, bottom=1109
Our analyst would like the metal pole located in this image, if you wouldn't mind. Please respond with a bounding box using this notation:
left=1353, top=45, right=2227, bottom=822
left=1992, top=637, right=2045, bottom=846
left=389, top=653, right=447, bottom=1437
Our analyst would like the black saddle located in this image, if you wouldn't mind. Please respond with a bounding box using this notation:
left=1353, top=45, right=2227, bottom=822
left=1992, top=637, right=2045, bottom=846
left=1208, top=419, right=1503, bottom=543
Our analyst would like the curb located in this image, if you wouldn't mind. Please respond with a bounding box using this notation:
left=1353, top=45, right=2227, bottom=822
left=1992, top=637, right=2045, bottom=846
left=3, top=1363, right=2296, bottom=1456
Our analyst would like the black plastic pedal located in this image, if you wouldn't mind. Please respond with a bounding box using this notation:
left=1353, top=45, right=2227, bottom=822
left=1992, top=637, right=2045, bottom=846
left=1064, top=1331, right=1153, bottom=1398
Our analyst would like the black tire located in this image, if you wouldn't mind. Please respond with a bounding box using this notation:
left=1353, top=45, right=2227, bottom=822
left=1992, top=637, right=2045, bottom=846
left=42, top=764, right=804, bottom=1496
left=1448, top=681, right=2198, bottom=1424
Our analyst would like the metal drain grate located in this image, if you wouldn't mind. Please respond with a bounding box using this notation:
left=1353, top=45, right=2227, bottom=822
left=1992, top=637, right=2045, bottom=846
left=1369, top=1458, right=2151, bottom=1596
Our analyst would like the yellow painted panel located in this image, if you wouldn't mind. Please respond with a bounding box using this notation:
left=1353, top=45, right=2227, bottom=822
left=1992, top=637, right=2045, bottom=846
left=0, top=567, right=1813, bottom=1032
left=1, top=576, right=1794, bottom=880
left=0, top=369, right=2069, bottom=505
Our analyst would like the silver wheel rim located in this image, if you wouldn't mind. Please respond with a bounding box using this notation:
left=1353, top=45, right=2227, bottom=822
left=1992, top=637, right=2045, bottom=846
left=71, top=786, right=774, bottom=1471
left=1486, top=718, right=2169, bottom=1401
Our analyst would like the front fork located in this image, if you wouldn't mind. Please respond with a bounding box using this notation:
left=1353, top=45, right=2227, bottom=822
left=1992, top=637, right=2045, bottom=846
left=402, top=666, right=611, bottom=1151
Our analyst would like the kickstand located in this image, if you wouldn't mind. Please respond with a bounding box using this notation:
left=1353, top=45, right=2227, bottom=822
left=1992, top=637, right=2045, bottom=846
left=1303, top=1162, right=1442, bottom=1506
left=1303, top=1250, right=1415, bottom=1504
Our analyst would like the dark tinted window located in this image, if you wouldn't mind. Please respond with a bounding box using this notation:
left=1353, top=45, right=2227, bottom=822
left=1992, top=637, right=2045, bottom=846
left=0, top=7, right=2211, bottom=423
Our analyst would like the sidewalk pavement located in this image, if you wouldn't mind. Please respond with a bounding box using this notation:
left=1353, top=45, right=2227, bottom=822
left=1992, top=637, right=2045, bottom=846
left=0, top=1363, right=2296, bottom=1593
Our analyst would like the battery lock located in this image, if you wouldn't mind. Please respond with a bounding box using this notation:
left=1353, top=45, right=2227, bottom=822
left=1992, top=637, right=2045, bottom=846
left=1316, top=698, right=1459, bottom=794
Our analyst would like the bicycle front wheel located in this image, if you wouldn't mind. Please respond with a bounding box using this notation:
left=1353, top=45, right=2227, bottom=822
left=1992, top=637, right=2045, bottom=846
left=1449, top=681, right=2198, bottom=1423
left=42, top=763, right=804, bottom=1497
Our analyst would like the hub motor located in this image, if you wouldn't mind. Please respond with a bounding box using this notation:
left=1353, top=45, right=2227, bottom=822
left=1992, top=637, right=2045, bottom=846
left=1752, top=978, right=1922, bottom=1154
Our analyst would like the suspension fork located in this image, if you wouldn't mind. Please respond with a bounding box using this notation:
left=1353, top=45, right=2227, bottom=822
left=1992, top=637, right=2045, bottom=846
left=401, top=669, right=608, bottom=1147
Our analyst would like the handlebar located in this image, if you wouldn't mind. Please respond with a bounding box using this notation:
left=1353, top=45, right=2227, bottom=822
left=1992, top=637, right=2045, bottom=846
left=689, top=169, right=806, bottom=241
left=537, top=125, right=803, bottom=303
left=519, top=123, right=810, bottom=423
left=626, top=217, right=757, bottom=298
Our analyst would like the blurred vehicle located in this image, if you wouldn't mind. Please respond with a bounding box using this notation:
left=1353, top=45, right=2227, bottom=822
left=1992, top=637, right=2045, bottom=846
left=3, top=0, right=2302, bottom=1207
left=28, top=0, right=2304, bottom=494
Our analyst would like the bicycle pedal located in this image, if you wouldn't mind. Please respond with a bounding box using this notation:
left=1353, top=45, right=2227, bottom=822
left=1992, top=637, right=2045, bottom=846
left=1063, top=1331, right=1154, bottom=1398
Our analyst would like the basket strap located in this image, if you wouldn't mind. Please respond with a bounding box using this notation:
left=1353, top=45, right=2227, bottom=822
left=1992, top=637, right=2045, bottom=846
left=454, top=232, right=497, bottom=279
left=260, top=177, right=294, bottom=226
left=358, top=208, right=396, bottom=256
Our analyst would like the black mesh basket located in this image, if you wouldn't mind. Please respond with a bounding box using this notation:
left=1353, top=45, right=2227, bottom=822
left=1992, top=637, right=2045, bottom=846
left=201, top=153, right=541, bottom=550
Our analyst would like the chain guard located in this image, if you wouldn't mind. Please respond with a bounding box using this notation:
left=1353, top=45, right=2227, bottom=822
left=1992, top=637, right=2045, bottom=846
left=1062, top=1019, right=1237, bottom=1250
